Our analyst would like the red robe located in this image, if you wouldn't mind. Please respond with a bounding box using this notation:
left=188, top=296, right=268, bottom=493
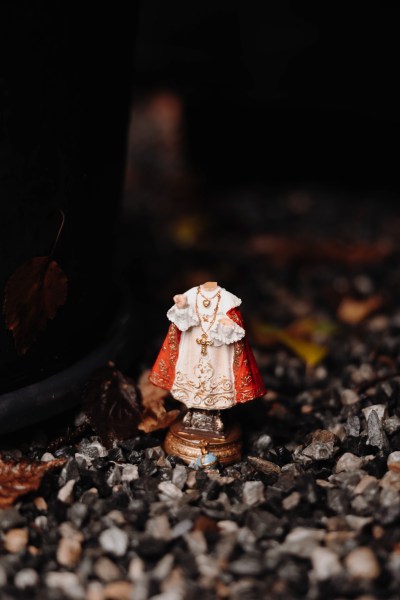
left=149, top=307, right=266, bottom=404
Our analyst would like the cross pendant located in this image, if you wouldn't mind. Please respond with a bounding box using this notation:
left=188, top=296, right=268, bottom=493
left=196, top=333, right=213, bottom=356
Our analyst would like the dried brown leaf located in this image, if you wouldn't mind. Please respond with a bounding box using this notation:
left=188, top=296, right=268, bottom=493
left=0, top=456, right=66, bottom=509
left=138, top=370, right=180, bottom=432
left=138, top=409, right=181, bottom=434
left=3, top=256, right=68, bottom=355
left=337, top=296, right=383, bottom=325
left=83, top=362, right=142, bottom=447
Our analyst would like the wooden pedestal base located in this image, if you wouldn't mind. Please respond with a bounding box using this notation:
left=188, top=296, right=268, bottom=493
left=164, top=418, right=242, bottom=465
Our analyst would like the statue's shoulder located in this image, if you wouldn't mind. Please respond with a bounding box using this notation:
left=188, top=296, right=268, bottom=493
left=220, top=288, right=242, bottom=308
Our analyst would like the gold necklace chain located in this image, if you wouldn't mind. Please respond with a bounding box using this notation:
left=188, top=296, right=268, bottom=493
left=195, top=286, right=221, bottom=355
left=198, top=286, right=220, bottom=307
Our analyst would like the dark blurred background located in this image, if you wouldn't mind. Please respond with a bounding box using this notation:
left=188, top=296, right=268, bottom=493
left=132, top=2, right=400, bottom=192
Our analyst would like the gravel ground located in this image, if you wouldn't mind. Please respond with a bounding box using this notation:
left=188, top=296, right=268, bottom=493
left=1, top=188, right=400, bottom=599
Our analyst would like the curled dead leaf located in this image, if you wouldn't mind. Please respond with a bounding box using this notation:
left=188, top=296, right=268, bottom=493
left=3, top=256, right=68, bottom=355
left=0, top=456, right=66, bottom=509
left=138, top=370, right=180, bottom=433
left=83, top=362, right=142, bottom=447
left=337, top=295, right=383, bottom=325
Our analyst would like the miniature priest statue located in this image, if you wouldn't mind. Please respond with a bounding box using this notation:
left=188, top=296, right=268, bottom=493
left=149, top=282, right=267, bottom=464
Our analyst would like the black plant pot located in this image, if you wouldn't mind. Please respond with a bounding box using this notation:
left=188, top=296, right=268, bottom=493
left=0, top=4, right=139, bottom=432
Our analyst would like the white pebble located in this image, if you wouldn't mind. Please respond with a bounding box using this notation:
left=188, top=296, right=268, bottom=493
left=340, top=389, right=359, bottom=406
left=40, top=452, right=56, bottom=462
left=388, top=451, right=400, bottom=473
left=242, top=481, right=265, bottom=506
left=14, top=568, right=39, bottom=589
left=99, top=527, right=129, bottom=557
left=172, top=465, right=188, bottom=489
left=121, top=464, right=139, bottom=481
left=344, top=547, right=381, bottom=580
left=311, top=547, right=343, bottom=580
left=57, top=479, right=76, bottom=504
left=46, top=571, right=84, bottom=599
left=158, top=482, right=183, bottom=502
left=362, top=404, right=387, bottom=422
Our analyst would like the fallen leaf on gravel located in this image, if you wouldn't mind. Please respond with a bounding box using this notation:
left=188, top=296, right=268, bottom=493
left=253, top=318, right=334, bottom=368
left=337, top=295, right=383, bottom=325
left=83, top=362, right=142, bottom=447
left=138, top=370, right=180, bottom=432
left=0, top=456, right=66, bottom=509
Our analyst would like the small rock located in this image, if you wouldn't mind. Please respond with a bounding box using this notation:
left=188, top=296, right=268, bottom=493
left=312, top=429, right=339, bottom=444
left=230, top=554, right=264, bottom=576
left=311, top=547, right=343, bottom=580
left=106, top=510, right=126, bottom=525
left=99, top=527, right=129, bottom=557
left=14, top=568, right=39, bottom=589
left=34, top=515, right=48, bottom=529
left=186, top=471, right=197, bottom=489
left=254, top=434, right=273, bottom=452
left=0, top=507, right=26, bottom=530
left=33, top=496, right=48, bottom=511
left=218, top=520, right=239, bottom=535
left=351, top=364, right=374, bottom=385
left=247, top=456, right=281, bottom=475
left=153, top=554, right=175, bottom=581
left=59, top=458, right=80, bottom=486
left=388, top=451, right=400, bottom=472
left=103, top=581, right=133, bottom=600
left=41, top=452, right=56, bottom=462
left=366, top=410, right=389, bottom=450
left=346, top=415, right=361, bottom=437
left=184, top=530, right=208, bottom=556
left=58, top=479, right=76, bottom=504
left=3, top=528, right=29, bottom=553
left=335, top=452, right=373, bottom=473
left=68, top=502, right=89, bottom=527
left=363, top=404, right=387, bottom=422
left=106, top=465, right=121, bottom=487
left=128, top=556, right=146, bottom=581
left=324, top=530, right=356, bottom=554
left=46, top=572, right=84, bottom=599
left=282, top=527, right=324, bottom=558
left=172, top=465, right=188, bottom=489
left=345, top=515, right=372, bottom=531
left=94, top=557, right=122, bottom=582
left=242, top=481, right=265, bottom=506
left=57, top=537, right=82, bottom=567
left=171, top=519, right=193, bottom=539
left=384, top=415, right=400, bottom=435
left=74, top=453, right=90, bottom=469
left=79, top=438, right=108, bottom=459
left=146, top=515, right=171, bottom=540
left=0, top=565, right=7, bottom=586
left=86, top=582, right=104, bottom=600
left=344, top=547, right=381, bottom=580
left=302, top=441, right=336, bottom=461
left=121, top=464, right=139, bottom=482
left=353, top=475, right=378, bottom=495
left=379, top=487, right=400, bottom=524
left=282, top=491, right=301, bottom=510
left=59, top=521, right=84, bottom=542
left=341, top=389, right=360, bottom=405
left=158, top=482, right=183, bottom=502
left=380, top=471, right=400, bottom=491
